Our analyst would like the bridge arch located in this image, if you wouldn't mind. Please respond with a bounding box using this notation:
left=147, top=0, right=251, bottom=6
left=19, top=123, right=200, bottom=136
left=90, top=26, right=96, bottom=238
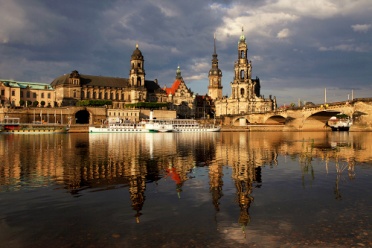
left=302, top=110, right=342, bottom=130
left=265, top=115, right=286, bottom=124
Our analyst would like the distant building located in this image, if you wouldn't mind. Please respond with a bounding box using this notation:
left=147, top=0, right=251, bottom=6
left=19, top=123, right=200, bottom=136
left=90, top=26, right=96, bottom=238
left=0, top=80, right=55, bottom=107
left=215, top=29, right=277, bottom=116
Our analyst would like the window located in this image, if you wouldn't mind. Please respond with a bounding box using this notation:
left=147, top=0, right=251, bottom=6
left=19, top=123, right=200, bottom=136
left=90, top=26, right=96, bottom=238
left=33, top=93, right=36, bottom=98
left=27, top=91, right=30, bottom=98
left=41, top=93, right=44, bottom=98
left=240, top=70, right=244, bottom=79
left=12, top=90, right=15, bottom=96
left=20, top=91, right=23, bottom=97
left=1, top=89, right=4, bottom=95
left=48, top=93, right=51, bottom=99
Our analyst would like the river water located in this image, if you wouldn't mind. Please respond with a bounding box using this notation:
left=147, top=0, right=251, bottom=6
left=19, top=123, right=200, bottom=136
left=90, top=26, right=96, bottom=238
left=0, top=132, right=371, bottom=248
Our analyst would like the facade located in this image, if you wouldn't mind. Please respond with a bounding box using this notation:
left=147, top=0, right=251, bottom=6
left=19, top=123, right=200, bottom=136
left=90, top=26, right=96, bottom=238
left=215, top=29, right=277, bottom=117
left=0, top=80, right=55, bottom=107
left=164, top=66, right=195, bottom=118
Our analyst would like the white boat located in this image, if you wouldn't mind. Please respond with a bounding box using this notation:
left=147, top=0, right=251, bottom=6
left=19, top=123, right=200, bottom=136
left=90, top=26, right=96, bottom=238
left=327, top=114, right=352, bottom=131
left=170, top=119, right=221, bottom=132
left=89, top=111, right=173, bottom=133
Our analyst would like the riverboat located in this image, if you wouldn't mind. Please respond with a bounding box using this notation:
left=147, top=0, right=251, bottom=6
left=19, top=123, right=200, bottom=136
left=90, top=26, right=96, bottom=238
left=170, top=119, right=221, bottom=132
left=327, top=114, right=352, bottom=131
left=88, top=120, right=173, bottom=133
left=0, top=117, right=70, bottom=134
left=88, top=111, right=173, bottom=133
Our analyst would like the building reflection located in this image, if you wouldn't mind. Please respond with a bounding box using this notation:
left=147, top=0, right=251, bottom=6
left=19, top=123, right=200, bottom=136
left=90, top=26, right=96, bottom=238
left=0, top=131, right=371, bottom=225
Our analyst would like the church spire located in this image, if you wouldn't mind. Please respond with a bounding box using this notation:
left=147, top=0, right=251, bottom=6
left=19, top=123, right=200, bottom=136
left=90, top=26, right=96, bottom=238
left=208, top=33, right=223, bottom=100
left=213, top=33, right=216, bottom=55
left=239, top=26, right=246, bottom=43
left=176, top=65, right=182, bottom=79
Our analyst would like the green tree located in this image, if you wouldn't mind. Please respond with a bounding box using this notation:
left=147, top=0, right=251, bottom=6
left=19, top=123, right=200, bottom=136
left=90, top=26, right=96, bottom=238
left=40, top=101, right=46, bottom=107
left=32, top=101, right=39, bottom=107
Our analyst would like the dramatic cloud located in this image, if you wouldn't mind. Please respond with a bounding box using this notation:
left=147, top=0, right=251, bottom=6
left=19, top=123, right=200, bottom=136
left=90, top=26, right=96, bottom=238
left=0, top=0, right=371, bottom=105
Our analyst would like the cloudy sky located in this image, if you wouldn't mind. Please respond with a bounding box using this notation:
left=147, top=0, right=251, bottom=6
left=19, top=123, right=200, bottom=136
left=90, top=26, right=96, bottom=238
left=1, top=0, right=371, bottom=106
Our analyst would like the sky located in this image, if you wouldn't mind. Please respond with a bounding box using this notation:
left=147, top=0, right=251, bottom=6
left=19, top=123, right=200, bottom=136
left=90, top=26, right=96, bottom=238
left=0, top=0, right=371, bottom=106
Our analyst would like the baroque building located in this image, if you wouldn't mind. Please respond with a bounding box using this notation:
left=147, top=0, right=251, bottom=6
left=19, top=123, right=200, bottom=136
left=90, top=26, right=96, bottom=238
left=215, top=29, right=277, bottom=117
left=50, top=44, right=168, bottom=108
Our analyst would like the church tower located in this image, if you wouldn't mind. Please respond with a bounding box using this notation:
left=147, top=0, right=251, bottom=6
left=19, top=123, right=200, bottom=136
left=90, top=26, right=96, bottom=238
left=231, top=28, right=255, bottom=100
left=208, top=34, right=223, bottom=100
left=129, top=44, right=147, bottom=102
left=129, top=44, right=146, bottom=87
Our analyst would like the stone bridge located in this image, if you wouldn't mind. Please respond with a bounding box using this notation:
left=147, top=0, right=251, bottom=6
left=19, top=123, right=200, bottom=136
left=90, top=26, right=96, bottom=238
left=220, top=98, right=372, bottom=131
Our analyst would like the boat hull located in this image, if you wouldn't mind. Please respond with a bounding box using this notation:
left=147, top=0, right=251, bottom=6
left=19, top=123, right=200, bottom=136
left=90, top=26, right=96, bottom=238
left=89, top=126, right=155, bottom=133
left=173, top=127, right=221, bottom=132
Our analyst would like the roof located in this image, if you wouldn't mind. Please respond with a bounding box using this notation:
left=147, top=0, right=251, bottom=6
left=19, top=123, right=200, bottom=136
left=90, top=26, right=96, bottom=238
left=165, top=79, right=181, bottom=95
left=50, top=72, right=165, bottom=93
left=50, top=74, right=129, bottom=88
left=0, top=79, right=53, bottom=90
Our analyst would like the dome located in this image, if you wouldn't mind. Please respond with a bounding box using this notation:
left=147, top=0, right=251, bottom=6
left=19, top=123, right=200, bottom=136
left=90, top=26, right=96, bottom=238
left=131, top=44, right=143, bottom=60
left=209, top=68, right=222, bottom=75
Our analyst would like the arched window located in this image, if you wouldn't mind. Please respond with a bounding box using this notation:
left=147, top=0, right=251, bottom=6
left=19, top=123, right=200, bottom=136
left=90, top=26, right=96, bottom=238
left=240, top=70, right=244, bottom=79
left=240, top=50, right=245, bottom=58
left=240, top=88, right=245, bottom=96
left=137, top=77, right=141, bottom=86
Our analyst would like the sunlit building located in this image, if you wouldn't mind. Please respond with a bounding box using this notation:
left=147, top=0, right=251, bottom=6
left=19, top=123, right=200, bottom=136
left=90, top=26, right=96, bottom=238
left=214, top=29, right=277, bottom=116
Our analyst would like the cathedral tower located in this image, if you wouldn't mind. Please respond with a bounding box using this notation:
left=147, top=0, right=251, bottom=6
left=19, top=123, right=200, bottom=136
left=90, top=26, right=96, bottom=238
left=208, top=34, right=223, bottom=100
left=231, top=28, right=256, bottom=100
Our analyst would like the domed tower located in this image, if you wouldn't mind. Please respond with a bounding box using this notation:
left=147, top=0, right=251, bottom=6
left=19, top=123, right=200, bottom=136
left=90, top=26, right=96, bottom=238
left=231, top=27, right=254, bottom=100
left=129, top=44, right=146, bottom=87
left=208, top=34, right=223, bottom=100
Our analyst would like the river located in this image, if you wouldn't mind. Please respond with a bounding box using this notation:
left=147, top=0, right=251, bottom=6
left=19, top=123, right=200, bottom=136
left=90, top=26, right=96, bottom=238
left=0, top=132, right=371, bottom=247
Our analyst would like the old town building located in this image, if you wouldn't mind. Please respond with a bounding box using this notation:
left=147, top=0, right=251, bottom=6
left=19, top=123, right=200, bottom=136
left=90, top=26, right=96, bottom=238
left=164, top=66, right=195, bottom=118
left=215, top=29, right=277, bottom=117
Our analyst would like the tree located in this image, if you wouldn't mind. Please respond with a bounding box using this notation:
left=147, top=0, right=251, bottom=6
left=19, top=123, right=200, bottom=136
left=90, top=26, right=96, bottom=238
left=19, top=100, right=25, bottom=107
left=32, top=101, right=39, bottom=107
left=40, top=101, right=46, bottom=107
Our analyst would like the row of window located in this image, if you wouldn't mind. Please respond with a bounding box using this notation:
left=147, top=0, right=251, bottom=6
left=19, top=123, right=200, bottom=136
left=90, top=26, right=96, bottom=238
left=1, top=89, right=51, bottom=99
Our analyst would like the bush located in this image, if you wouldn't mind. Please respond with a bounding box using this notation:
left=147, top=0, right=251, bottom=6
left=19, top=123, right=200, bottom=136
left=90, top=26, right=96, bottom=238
left=76, top=100, right=112, bottom=106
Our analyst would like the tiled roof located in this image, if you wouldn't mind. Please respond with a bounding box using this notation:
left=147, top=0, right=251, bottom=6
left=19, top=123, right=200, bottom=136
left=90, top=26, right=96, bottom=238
left=165, top=79, right=181, bottom=95
left=50, top=74, right=129, bottom=88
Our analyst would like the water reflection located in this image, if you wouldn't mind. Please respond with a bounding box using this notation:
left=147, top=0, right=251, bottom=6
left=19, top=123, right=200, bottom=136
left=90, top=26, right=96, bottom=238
left=0, top=131, right=371, bottom=246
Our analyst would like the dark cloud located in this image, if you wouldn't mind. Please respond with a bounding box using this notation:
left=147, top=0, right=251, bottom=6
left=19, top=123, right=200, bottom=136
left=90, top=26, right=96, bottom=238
left=0, top=0, right=371, bottom=105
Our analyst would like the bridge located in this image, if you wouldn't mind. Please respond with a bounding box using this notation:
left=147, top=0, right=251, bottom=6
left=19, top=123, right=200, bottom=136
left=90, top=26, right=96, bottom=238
left=220, top=98, right=372, bottom=131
